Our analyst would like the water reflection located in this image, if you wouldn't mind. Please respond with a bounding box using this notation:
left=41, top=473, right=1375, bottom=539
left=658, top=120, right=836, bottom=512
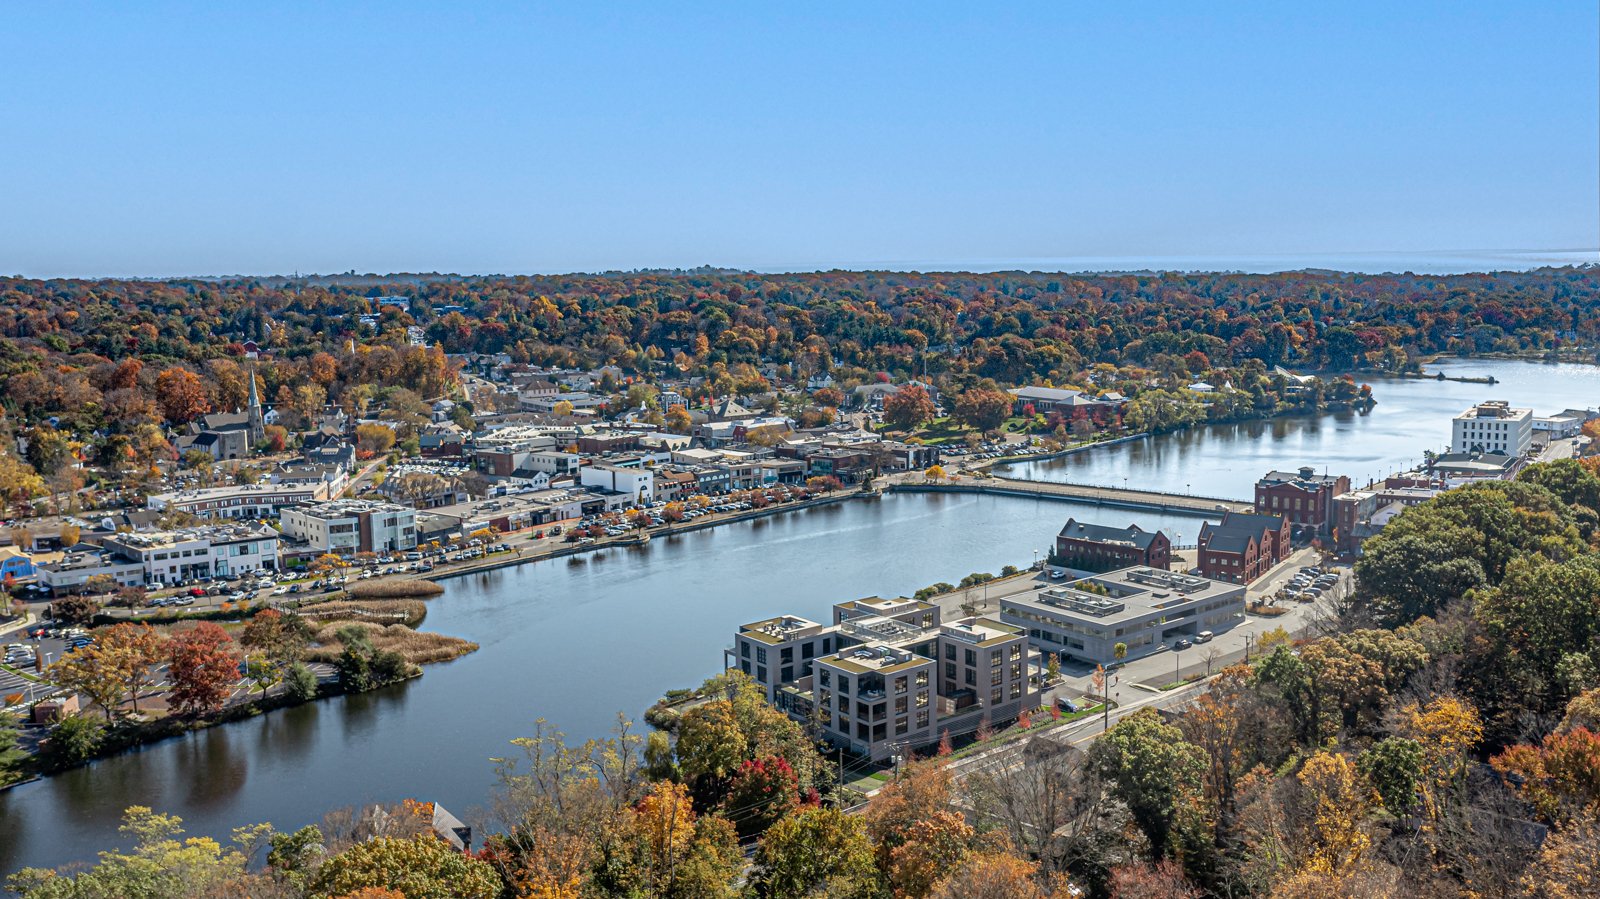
left=5, top=359, right=1597, bottom=876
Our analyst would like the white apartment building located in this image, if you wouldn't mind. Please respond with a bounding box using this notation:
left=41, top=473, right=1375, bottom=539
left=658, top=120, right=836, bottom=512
left=579, top=463, right=655, bottom=504
left=280, top=500, right=418, bottom=555
left=1450, top=400, right=1532, bottom=457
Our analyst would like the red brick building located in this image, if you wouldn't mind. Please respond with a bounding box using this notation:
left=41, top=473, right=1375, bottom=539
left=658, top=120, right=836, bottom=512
left=1054, top=519, right=1172, bottom=572
left=1254, top=467, right=1351, bottom=538
left=1199, top=511, right=1290, bottom=584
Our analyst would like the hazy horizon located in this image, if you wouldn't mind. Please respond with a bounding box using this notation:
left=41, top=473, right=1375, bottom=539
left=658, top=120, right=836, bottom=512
left=4, top=2, right=1596, bottom=278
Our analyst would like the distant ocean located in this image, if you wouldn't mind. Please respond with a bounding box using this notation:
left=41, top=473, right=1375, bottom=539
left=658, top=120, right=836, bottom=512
left=765, top=249, right=1599, bottom=276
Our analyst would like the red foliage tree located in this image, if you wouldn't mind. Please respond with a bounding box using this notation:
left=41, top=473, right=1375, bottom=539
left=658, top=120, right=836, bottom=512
left=167, top=622, right=240, bottom=716
left=723, top=754, right=799, bottom=838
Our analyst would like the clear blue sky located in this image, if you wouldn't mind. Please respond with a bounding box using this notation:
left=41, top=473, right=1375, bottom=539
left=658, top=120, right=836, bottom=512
left=3, top=2, right=1596, bottom=277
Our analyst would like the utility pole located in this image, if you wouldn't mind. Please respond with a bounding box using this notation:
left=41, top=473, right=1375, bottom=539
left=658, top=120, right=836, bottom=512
left=836, top=746, right=844, bottom=808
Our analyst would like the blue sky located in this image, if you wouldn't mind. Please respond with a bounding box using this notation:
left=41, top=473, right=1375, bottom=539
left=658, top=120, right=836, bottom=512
left=3, top=2, right=1596, bottom=277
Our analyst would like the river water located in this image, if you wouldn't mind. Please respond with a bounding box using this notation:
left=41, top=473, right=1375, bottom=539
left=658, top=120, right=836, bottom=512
left=2, top=358, right=1597, bottom=874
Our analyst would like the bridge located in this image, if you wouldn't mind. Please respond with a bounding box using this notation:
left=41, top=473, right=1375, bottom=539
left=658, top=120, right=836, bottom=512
left=887, top=475, right=1252, bottom=517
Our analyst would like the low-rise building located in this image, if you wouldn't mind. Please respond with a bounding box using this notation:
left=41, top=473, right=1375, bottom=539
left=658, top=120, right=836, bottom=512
left=280, top=500, right=418, bottom=555
left=579, top=463, right=655, bottom=504
left=1198, top=511, right=1290, bottom=583
left=36, top=548, right=146, bottom=595
left=1000, top=567, right=1244, bottom=664
left=1054, top=519, right=1171, bottom=572
left=147, top=482, right=335, bottom=520
left=1254, top=467, right=1350, bottom=538
left=103, top=523, right=280, bottom=583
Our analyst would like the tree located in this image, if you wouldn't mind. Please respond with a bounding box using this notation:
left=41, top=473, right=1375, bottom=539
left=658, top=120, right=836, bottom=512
left=286, top=663, right=320, bottom=702
left=0, top=713, right=25, bottom=786
left=924, top=465, right=946, bottom=481
left=262, top=424, right=289, bottom=452
left=1107, top=860, right=1201, bottom=899
left=167, top=622, right=239, bottom=716
left=1358, top=737, right=1424, bottom=820
left=240, top=608, right=309, bottom=669
left=1491, top=727, right=1600, bottom=823
left=1519, top=815, right=1600, bottom=899
left=1293, top=752, right=1372, bottom=876
left=41, top=713, right=103, bottom=769
left=665, top=404, right=693, bottom=435
left=883, top=385, right=937, bottom=430
left=5, top=806, right=262, bottom=898
left=552, top=399, right=575, bottom=417
left=52, top=594, right=101, bottom=625
left=96, top=623, right=169, bottom=715
left=724, top=755, right=799, bottom=838
left=355, top=423, right=397, bottom=458
left=155, top=367, right=212, bottom=424
left=308, top=834, right=501, bottom=899
left=889, top=809, right=975, bottom=898
left=1089, top=708, right=1205, bottom=856
left=242, top=655, right=280, bottom=701
left=863, top=757, right=955, bottom=872
left=0, top=452, right=45, bottom=512
left=953, top=388, right=1013, bottom=433
left=751, top=806, right=878, bottom=899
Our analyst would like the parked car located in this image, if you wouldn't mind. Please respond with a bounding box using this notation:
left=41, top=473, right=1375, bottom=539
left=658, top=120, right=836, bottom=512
left=1195, top=631, right=1213, bottom=643
left=1175, top=638, right=1193, bottom=650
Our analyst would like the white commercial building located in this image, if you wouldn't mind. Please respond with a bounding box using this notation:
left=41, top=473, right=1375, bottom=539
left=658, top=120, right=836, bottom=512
left=280, top=500, right=418, bottom=555
left=579, top=463, right=655, bottom=504
left=1451, top=401, right=1532, bottom=457
left=103, top=523, right=281, bottom=584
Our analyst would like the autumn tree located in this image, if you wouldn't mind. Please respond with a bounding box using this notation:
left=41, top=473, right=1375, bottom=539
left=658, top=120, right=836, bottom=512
left=309, top=834, right=501, bottom=899
left=750, top=806, right=878, bottom=899
left=155, top=367, right=212, bottom=424
left=355, top=423, right=397, bottom=458
left=167, top=622, right=240, bottom=716
left=665, top=404, right=693, bottom=435
left=1491, top=726, right=1600, bottom=823
left=953, top=387, right=1013, bottom=433
left=882, top=385, right=937, bottom=430
left=889, top=809, right=976, bottom=898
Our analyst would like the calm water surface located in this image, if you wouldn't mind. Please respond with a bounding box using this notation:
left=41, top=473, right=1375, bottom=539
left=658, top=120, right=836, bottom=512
left=2, top=357, right=1596, bottom=874
left=1001, top=359, right=1600, bottom=498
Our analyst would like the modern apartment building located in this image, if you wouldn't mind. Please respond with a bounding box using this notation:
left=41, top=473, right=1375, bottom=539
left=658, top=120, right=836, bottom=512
left=280, top=500, right=417, bottom=555
left=1001, top=567, right=1245, bottom=664
left=729, top=596, right=1039, bottom=761
left=1451, top=401, right=1532, bottom=457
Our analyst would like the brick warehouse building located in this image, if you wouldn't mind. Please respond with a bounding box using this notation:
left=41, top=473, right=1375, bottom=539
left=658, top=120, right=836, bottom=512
left=1198, top=510, right=1291, bottom=584
left=1054, top=518, right=1172, bottom=572
left=1254, top=466, right=1351, bottom=539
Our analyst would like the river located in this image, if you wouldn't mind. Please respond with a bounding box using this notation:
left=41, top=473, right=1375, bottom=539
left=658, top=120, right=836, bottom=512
left=3, top=358, right=1597, bottom=874
left=1000, top=359, right=1600, bottom=499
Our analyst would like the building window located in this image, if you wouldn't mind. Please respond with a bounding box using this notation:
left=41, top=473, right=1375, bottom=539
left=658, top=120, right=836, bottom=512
left=1010, top=682, right=1022, bottom=699
left=740, top=641, right=750, bottom=659
left=991, top=651, right=1001, bottom=668
left=780, top=666, right=793, bottom=682
left=915, top=670, right=928, bottom=686
left=945, top=644, right=955, bottom=660
left=991, top=669, right=1003, bottom=686
left=895, top=697, right=907, bottom=714
left=839, top=697, right=850, bottom=714
left=1010, top=644, right=1021, bottom=659
left=896, top=718, right=908, bottom=736
left=780, top=647, right=793, bottom=662
left=756, top=666, right=767, bottom=682
left=894, top=677, right=907, bottom=695
left=944, top=662, right=956, bottom=679
left=915, top=692, right=928, bottom=708
left=756, top=647, right=767, bottom=664
left=965, top=669, right=976, bottom=686
left=819, top=670, right=830, bottom=687
left=990, top=687, right=1002, bottom=704
left=839, top=677, right=851, bottom=696
left=964, top=649, right=976, bottom=666
left=1010, top=662, right=1022, bottom=680
left=916, top=710, right=930, bottom=728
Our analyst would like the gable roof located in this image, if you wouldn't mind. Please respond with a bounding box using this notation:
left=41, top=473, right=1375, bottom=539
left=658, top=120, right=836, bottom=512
left=1057, top=518, right=1163, bottom=550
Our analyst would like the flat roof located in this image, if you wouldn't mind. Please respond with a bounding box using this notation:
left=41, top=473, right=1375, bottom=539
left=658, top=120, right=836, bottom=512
left=1003, top=566, right=1241, bottom=627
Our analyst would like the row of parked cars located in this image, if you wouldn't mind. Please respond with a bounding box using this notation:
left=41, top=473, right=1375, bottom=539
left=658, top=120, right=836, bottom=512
left=1282, top=566, right=1341, bottom=602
